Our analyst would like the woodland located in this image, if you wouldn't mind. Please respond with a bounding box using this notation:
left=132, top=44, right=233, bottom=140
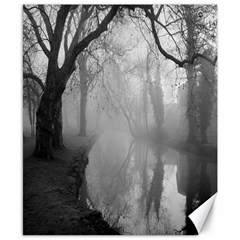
left=23, top=5, right=217, bottom=235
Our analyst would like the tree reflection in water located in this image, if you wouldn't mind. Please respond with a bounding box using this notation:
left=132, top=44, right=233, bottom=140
left=177, top=154, right=215, bottom=235
left=146, top=148, right=164, bottom=220
left=85, top=134, right=216, bottom=235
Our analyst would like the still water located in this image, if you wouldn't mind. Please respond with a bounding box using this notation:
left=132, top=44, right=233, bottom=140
left=81, top=130, right=217, bottom=235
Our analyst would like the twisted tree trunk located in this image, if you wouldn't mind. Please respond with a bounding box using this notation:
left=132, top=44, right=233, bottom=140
left=28, top=5, right=119, bottom=160
left=33, top=68, right=66, bottom=159
left=33, top=94, right=55, bottom=159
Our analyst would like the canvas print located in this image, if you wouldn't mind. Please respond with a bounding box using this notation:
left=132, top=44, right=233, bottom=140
left=23, top=4, right=217, bottom=235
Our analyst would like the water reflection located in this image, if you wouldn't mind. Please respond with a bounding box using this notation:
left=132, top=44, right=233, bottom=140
left=81, top=131, right=217, bottom=235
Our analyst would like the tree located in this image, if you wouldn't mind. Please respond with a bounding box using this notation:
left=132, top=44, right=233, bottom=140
left=23, top=20, right=44, bottom=137
left=143, top=5, right=217, bottom=68
left=102, top=59, right=139, bottom=137
left=146, top=150, right=164, bottom=220
left=77, top=44, right=105, bottom=136
left=183, top=5, right=199, bottom=143
left=93, top=21, right=142, bottom=137
left=75, top=18, right=126, bottom=136
left=77, top=50, right=101, bottom=136
left=196, top=50, right=216, bottom=144
left=77, top=52, right=88, bottom=136
left=23, top=78, right=42, bottom=137
left=129, top=5, right=217, bottom=142
left=23, top=4, right=217, bottom=159
left=146, top=5, right=217, bottom=143
left=23, top=5, right=119, bottom=159
left=146, top=51, right=165, bottom=138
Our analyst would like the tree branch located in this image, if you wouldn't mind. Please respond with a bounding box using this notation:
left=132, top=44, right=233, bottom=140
left=24, top=83, right=41, bottom=97
left=38, top=5, right=53, bottom=42
left=64, top=11, right=74, bottom=55
left=62, top=5, right=119, bottom=75
left=68, top=6, right=89, bottom=53
left=23, top=72, right=45, bottom=92
left=144, top=7, right=217, bottom=67
left=155, top=5, right=164, bottom=19
left=51, top=5, right=72, bottom=58
left=23, top=5, right=50, bottom=58
left=150, top=10, right=183, bottom=60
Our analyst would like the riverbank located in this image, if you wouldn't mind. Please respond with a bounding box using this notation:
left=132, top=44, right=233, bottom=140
left=167, top=140, right=217, bottom=161
left=23, top=135, right=119, bottom=235
left=154, top=138, right=217, bottom=162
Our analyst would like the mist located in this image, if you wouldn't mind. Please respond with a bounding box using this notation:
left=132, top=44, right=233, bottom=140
left=23, top=5, right=217, bottom=235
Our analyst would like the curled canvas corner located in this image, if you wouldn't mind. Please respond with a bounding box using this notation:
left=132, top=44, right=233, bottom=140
left=189, top=193, right=217, bottom=234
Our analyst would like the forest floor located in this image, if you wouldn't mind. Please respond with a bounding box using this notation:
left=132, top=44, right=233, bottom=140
left=23, top=135, right=119, bottom=235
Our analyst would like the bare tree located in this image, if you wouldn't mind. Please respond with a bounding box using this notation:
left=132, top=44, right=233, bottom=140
left=146, top=51, right=165, bottom=138
left=143, top=5, right=217, bottom=143
left=23, top=19, right=44, bottom=137
left=196, top=50, right=216, bottom=144
left=23, top=4, right=217, bottom=159
left=23, top=5, right=119, bottom=159
left=143, top=5, right=217, bottom=67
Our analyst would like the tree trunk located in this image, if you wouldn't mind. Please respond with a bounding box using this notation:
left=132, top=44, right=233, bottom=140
left=29, top=106, right=34, bottom=138
left=186, top=64, right=197, bottom=143
left=52, top=99, right=64, bottom=149
left=142, top=77, right=149, bottom=133
left=62, top=102, right=69, bottom=134
left=78, top=53, right=88, bottom=137
left=79, top=174, right=88, bottom=205
left=26, top=79, right=34, bottom=137
left=79, top=91, right=87, bottom=136
left=33, top=70, right=65, bottom=159
left=185, top=6, right=197, bottom=144
left=33, top=93, right=54, bottom=160
left=200, top=128, right=208, bottom=144
left=76, top=99, right=80, bottom=132
left=26, top=4, right=119, bottom=160
left=30, top=123, right=34, bottom=138
left=147, top=61, right=164, bottom=136
left=29, top=107, right=34, bottom=138
left=32, top=104, right=36, bottom=137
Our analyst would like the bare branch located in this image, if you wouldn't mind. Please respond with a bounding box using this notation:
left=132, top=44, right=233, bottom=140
left=64, top=11, right=74, bottom=55
left=164, top=18, right=182, bottom=28
left=155, top=5, right=164, bottom=20
left=151, top=14, right=183, bottom=60
left=68, top=6, right=94, bottom=55
left=144, top=6, right=217, bottom=67
left=24, top=83, right=42, bottom=98
left=51, top=5, right=72, bottom=58
left=23, top=5, right=50, bottom=58
left=23, top=72, right=45, bottom=92
left=62, top=5, right=119, bottom=75
left=38, top=5, right=53, bottom=42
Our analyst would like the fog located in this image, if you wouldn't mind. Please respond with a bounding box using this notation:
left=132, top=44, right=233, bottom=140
left=23, top=5, right=217, bottom=235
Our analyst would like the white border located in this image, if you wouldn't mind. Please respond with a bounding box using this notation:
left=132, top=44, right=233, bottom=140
left=1, top=0, right=240, bottom=239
